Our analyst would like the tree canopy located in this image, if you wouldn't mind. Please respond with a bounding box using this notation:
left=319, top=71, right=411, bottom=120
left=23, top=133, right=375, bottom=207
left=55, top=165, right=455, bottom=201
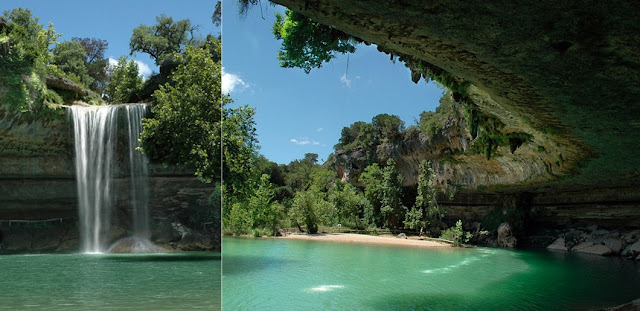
left=140, top=43, right=223, bottom=181
left=51, top=40, right=93, bottom=87
left=104, top=56, right=141, bottom=104
left=130, top=14, right=198, bottom=65
left=72, top=37, right=109, bottom=93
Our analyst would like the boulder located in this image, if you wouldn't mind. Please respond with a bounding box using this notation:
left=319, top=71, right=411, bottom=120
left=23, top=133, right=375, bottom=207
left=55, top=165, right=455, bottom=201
left=571, top=242, right=595, bottom=252
left=397, top=233, right=407, bottom=239
left=564, top=230, right=586, bottom=248
left=575, top=244, right=613, bottom=256
left=603, top=238, right=624, bottom=254
left=623, top=232, right=638, bottom=244
left=497, top=222, right=517, bottom=248
left=547, top=238, right=568, bottom=251
left=622, top=240, right=640, bottom=257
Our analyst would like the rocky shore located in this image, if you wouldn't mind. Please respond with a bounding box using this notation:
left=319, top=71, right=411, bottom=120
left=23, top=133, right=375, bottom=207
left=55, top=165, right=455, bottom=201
left=544, top=226, right=640, bottom=260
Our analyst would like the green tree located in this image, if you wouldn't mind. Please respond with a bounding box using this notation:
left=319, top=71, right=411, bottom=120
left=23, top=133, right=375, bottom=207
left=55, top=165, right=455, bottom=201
left=248, top=174, right=283, bottom=235
left=440, top=220, right=472, bottom=247
left=104, top=56, right=142, bottom=103
left=0, top=8, right=59, bottom=111
left=359, top=163, right=384, bottom=226
left=329, top=182, right=370, bottom=229
left=372, top=113, right=405, bottom=143
left=309, top=167, right=337, bottom=194
left=72, top=37, right=109, bottom=92
left=283, top=153, right=318, bottom=192
left=272, top=9, right=358, bottom=73
left=290, top=190, right=336, bottom=234
left=140, top=44, right=222, bottom=179
left=226, top=202, right=252, bottom=236
left=337, top=121, right=364, bottom=148
left=404, top=160, right=443, bottom=234
left=380, top=159, right=406, bottom=229
left=212, top=1, right=222, bottom=28
left=51, top=40, right=93, bottom=86
left=222, top=104, right=258, bottom=198
left=130, top=14, right=197, bottom=65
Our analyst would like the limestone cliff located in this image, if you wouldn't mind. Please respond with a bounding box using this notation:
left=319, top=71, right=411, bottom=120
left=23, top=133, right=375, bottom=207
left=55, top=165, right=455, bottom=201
left=274, top=0, right=640, bottom=228
left=0, top=106, right=219, bottom=253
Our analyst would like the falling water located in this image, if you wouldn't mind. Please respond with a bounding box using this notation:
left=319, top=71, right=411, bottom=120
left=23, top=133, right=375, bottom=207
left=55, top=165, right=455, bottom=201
left=126, top=104, right=150, bottom=238
left=70, top=104, right=151, bottom=253
left=70, top=105, right=119, bottom=253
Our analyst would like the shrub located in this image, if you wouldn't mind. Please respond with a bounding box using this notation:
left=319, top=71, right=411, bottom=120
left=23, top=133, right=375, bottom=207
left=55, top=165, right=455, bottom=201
left=440, top=220, right=471, bottom=246
left=225, top=202, right=251, bottom=236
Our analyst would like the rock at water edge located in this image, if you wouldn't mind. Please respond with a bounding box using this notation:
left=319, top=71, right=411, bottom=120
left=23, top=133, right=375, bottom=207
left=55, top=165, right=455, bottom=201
left=547, top=238, right=568, bottom=251
left=575, top=244, right=613, bottom=256
left=497, top=222, right=517, bottom=248
left=571, top=241, right=595, bottom=252
left=603, top=238, right=623, bottom=254
left=622, top=240, right=640, bottom=257
left=600, top=298, right=640, bottom=310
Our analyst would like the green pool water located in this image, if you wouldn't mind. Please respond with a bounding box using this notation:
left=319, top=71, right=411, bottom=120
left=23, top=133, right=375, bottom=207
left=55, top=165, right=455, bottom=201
left=0, top=252, right=220, bottom=310
left=223, top=238, right=640, bottom=310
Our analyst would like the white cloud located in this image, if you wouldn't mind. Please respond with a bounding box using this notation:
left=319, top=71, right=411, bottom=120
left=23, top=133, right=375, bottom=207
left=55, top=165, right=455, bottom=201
left=290, top=137, right=321, bottom=146
left=340, top=73, right=351, bottom=87
left=222, top=67, right=248, bottom=94
left=134, top=60, right=152, bottom=80
left=316, top=128, right=323, bottom=132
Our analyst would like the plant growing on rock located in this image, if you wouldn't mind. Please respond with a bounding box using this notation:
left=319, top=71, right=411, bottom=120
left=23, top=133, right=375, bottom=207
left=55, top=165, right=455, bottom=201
left=272, top=9, right=358, bottom=73
left=0, top=8, right=59, bottom=112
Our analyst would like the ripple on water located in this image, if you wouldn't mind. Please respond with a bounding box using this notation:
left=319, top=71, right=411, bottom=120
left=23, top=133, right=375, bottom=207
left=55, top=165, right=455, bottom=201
left=422, top=256, right=481, bottom=274
left=307, top=285, right=345, bottom=292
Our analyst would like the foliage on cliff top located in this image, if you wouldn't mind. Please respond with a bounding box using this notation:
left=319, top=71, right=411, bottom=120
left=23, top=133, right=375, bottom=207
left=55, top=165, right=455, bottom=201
left=130, top=14, right=199, bottom=66
left=0, top=8, right=58, bottom=113
left=104, top=56, right=143, bottom=104
left=140, top=40, right=233, bottom=183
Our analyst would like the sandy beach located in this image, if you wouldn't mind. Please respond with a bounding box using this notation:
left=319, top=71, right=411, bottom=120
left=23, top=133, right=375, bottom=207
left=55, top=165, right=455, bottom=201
left=279, top=233, right=451, bottom=248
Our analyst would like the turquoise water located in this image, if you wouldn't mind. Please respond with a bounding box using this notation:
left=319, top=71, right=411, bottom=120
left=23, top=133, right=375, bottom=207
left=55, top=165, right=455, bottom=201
left=223, top=238, right=640, bottom=310
left=0, top=252, right=220, bottom=310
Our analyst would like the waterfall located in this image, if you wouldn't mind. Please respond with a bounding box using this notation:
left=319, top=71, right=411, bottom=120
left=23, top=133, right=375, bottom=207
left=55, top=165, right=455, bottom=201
left=126, top=105, right=150, bottom=238
left=70, top=105, right=119, bottom=253
left=70, top=104, right=151, bottom=253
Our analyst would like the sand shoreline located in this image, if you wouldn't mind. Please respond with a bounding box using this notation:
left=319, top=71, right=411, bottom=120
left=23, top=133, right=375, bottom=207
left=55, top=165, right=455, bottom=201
left=277, top=233, right=451, bottom=248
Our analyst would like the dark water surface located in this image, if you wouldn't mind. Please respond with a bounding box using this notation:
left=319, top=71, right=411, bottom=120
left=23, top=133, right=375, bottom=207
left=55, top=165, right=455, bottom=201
left=0, top=252, right=220, bottom=310
left=223, top=238, right=640, bottom=310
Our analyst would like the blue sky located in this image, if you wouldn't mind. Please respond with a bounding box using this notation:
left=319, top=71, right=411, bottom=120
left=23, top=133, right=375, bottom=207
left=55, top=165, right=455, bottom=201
left=222, top=1, right=445, bottom=165
left=4, top=0, right=217, bottom=78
